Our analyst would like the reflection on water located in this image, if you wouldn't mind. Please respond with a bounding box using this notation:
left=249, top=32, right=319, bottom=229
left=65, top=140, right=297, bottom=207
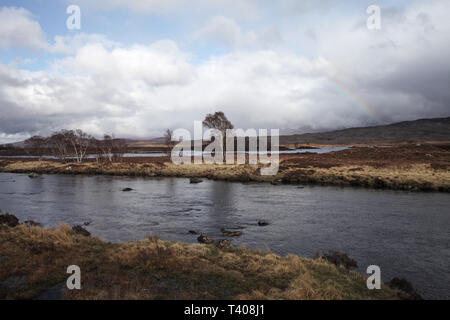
left=0, top=146, right=350, bottom=159
left=0, top=172, right=449, bottom=299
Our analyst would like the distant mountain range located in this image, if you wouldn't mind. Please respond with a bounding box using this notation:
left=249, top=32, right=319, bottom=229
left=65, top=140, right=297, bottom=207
left=279, top=117, right=450, bottom=145
left=2, top=117, right=449, bottom=149
left=136, top=117, right=450, bottom=146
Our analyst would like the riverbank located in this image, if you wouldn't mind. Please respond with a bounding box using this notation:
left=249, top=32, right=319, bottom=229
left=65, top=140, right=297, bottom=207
left=0, top=218, right=414, bottom=300
left=0, top=143, right=449, bottom=192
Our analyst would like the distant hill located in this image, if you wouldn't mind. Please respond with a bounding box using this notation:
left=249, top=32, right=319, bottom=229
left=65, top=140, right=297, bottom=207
left=2, top=117, right=449, bottom=150
left=132, top=117, right=450, bottom=146
left=279, top=117, right=450, bottom=145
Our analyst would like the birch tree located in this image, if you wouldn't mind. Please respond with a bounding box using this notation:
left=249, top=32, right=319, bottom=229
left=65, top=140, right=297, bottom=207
left=67, top=129, right=91, bottom=163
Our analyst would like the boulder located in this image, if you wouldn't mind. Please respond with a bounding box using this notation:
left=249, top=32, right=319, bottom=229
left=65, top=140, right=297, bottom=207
left=0, top=213, right=19, bottom=227
left=197, top=234, right=214, bottom=244
left=387, top=278, right=422, bottom=300
left=221, top=228, right=243, bottom=237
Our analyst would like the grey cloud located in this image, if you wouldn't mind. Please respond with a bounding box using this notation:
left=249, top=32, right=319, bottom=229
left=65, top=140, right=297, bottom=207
left=1, top=0, right=450, bottom=143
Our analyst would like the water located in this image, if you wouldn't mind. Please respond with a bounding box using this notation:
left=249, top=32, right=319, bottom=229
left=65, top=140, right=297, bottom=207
left=0, top=172, right=449, bottom=299
left=0, top=146, right=350, bottom=159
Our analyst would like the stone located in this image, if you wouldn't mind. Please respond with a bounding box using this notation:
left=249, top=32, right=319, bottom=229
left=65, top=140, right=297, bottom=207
left=220, top=228, right=243, bottom=237
left=197, top=234, right=214, bottom=244
left=0, top=213, right=19, bottom=227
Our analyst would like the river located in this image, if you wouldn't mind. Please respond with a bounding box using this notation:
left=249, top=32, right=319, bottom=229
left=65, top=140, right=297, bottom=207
left=0, top=172, right=448, bottom=299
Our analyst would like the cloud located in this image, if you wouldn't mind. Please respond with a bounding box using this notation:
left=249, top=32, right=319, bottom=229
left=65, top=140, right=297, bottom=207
left=0, top=7, right=47, bottom=50
left=0, top=0, right=450, bottom=143
left=0, top=43, right=337, bottom=139
left=193, top=16, right=282, bottom=50
left=311, top=0, right=450, bottom=123
left=92, top=0, right=184, bottom=13
left=48, top=33, right=120, bottom=55
left=69, top=0, right=261, bottom=19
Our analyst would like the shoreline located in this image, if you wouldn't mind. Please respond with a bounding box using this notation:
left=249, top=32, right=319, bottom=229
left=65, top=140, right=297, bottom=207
left=1, top=162, right=448, bottom=192
left=1, top=143, right=449, bottom=192
left=0, top=217, right=417, bottom=300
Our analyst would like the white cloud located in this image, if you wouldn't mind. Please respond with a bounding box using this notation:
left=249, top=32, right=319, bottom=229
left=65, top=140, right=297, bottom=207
left=0, top=42, right=337, bottom=139
left=0, top=7, right=47, bottom=50
left=48, top=33, right=120, bottom=55
left=60, top=40, right=195, bottom=86
left=70, top=0, right=261, bottom=19
left=97, top=0, right=184, bottom=13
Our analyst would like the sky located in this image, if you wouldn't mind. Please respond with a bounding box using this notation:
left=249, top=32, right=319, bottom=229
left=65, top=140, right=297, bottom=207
left=0, top=0, right=449, bottom=143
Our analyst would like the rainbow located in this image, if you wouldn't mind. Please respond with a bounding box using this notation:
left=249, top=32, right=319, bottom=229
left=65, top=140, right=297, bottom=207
left=327, top=76, right=381, bottom=123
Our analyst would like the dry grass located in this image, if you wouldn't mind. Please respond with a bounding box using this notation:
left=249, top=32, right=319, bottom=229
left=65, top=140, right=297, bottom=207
left=0, top=224, right=408, bottom=300
left=1, top=143, right=449, bottom=192
left=282, top=164, right=450, bottom=191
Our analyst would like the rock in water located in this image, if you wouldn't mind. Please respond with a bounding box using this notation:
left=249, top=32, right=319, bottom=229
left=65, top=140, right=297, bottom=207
left=221, top=228, right=243, bottom=237
left=257, top=220, right=269, bottom=226
left=387, top=278, right=423, bottom=300
left=72, top=225, right=91, bottom=237
left=188, top=230, right=199, bottom=235
left=122, top=188, right=133, bottom=192
left=24, top=220, right=42, bottom=227
left=189, top=178, right=203, bottom=184
left=28, top=173, right=39, bottom=179
left=197, top=234, right=214, bottom=244
left=0, top=213, right=19, bottom=227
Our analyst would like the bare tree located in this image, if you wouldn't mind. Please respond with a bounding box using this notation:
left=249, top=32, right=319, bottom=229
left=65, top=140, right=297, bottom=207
left=203, top=111, right=234, bottom=162
left=66, top=129, right=92, bottom=163
left=112, top=138, right=127, bottom=161
left=100, top=134, right=114, bottom=162
left=48, top=130, right=71, bottom=162
left=100, top=134, right=127, bottom=162
left=164, top=129, right=174, bottom=155
left=24, top=135, right=47, bottom=164
left=90, top=137, right=103, bottom=163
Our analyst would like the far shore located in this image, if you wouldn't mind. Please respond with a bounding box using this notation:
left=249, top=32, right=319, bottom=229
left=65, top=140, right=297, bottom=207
left=1, top=143, right=449, bottom=192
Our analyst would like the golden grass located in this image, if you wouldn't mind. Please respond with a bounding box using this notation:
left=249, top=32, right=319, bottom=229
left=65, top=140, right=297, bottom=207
left=0, top=224, right=408, bottom=300
left=1, top=157, right=448, bottom=191
left=284, top=164, right=450, bottom=191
